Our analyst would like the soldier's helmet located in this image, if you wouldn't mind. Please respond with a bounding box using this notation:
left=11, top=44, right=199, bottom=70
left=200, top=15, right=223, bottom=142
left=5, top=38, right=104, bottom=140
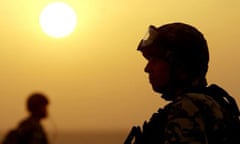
left=137, top=22, right=209, bottom=80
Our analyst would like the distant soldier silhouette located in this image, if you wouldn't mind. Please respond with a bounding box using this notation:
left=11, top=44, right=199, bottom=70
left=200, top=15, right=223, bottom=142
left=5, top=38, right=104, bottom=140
left=125, top=22, right=240, bottom=144
left=2, top=93, right=49, bottom=144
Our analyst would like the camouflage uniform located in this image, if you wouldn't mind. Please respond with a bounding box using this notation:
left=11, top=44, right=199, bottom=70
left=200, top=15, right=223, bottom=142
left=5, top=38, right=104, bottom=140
left=163, top=92, right=226, bottom=144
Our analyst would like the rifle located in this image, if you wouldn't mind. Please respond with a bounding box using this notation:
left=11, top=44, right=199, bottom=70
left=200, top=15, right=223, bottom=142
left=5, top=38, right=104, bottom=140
left=124, top=108, right=167, bottom=144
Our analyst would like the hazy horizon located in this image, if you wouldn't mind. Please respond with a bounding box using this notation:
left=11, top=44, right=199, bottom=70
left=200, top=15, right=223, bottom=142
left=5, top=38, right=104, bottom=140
left=0, top=130, right=127, bottom=144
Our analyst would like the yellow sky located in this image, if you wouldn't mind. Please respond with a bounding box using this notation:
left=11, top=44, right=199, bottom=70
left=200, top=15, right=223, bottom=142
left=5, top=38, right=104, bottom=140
left=0, top=0, right=240, bottom=134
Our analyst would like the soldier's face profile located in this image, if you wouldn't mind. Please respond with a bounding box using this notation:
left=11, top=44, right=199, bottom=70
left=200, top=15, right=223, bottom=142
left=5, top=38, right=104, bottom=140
left=34, top=104, right=48, bottom=119
left=144, top=57, right=170, bottom=93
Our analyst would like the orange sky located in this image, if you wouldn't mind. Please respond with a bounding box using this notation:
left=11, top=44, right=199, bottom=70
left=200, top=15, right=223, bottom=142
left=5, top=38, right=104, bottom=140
left=0, top=0, right=240, bottom=134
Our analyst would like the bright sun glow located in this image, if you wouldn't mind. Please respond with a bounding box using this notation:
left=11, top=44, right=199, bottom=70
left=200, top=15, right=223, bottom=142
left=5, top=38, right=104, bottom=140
left=39, top=2, right=77, bottom=38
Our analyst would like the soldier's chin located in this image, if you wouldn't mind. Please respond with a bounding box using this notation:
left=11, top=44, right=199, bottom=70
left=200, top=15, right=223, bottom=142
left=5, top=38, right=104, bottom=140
left=152, top=85, right=164, bottom=94
left=152, top=85, right=175, bottom=101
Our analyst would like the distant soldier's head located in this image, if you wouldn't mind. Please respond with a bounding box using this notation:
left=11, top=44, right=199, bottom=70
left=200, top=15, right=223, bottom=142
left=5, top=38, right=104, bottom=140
left=137, top=22, right=209, bottom=100
left=27, top=92, right=49, bottom=119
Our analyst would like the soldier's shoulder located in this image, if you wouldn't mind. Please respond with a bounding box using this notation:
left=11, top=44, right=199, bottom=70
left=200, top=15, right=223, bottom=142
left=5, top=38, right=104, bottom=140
left=164, top=92, right=222, bottom=118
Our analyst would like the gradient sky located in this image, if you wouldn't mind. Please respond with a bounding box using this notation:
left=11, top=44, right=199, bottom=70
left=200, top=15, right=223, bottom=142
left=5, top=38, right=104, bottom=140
left=0, top=0, right=240, bottom=134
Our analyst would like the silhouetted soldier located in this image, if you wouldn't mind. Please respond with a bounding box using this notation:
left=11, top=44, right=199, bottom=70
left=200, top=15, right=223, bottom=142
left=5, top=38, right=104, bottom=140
left=2, top=92, right=49, bottom=144
left=125, top=22, right=240, bottom=144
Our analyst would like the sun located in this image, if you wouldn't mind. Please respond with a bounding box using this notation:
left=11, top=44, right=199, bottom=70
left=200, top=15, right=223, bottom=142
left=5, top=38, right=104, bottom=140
left=39, top=2, right=77, bottom=38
